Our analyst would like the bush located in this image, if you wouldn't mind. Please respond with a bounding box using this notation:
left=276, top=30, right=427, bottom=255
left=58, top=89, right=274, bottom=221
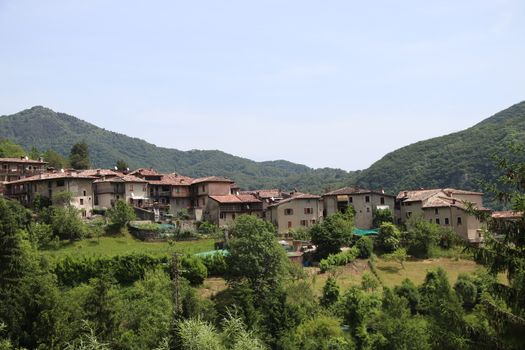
left=107, top=200, right=136, bottom=228
left=402, top=215, right=440, bottom=258
left=201, top=253, right=228, bottom=277
left=454, top=274, right=478, bottom=310
left=376, top=222, right=401, bottom=253
left=180, top=255, right=207, bottom=286
left=373, top=208, right=393, bottom=227
left=319, top=247, right=359, bottom=273
left=355, top=236, right=373, bottom=259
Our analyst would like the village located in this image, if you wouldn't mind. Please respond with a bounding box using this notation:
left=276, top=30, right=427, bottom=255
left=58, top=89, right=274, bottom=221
left=1, top=155, right=507, bottom=245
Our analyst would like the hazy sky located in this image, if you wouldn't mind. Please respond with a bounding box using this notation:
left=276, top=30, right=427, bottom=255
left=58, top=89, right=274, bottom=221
left=1, top=1, right=524, bottom=171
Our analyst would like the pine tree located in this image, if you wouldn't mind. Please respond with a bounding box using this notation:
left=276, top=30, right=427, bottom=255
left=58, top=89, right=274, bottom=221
left=69, top=141, right=90, bottom=169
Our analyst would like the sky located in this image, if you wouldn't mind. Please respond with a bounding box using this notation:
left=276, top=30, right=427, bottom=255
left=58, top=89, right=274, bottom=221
left=0, top=0, right=524, bottom=171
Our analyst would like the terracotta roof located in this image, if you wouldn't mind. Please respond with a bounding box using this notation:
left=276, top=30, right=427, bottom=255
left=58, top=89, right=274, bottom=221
left=129, top=168, right=160, bottom=176
left=443, top=188, right=483, bottom=196
left=492, top=211, right=523, bottom=220
left=209, top=194, right=262, bottom=204
left=0, top=157, right=47, bottom=164
left=6, top=172, right=96, bottom=184
left=77, top=169, right=122, bottom=177
left=148, top=173, right=194, bottom=186
left=191, top=176, right=234, bottom=184
left=396, top=189, right=442, bottom=201
left=324, top=186, right=393, bottom=197
left=269, top=192, right=321, bottom=207
left=93, top=174, right=148, bottom=183
left=256, top=189, right=282, bottom=199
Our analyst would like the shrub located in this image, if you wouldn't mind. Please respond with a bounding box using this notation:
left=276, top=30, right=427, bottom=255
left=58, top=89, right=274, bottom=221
left=454, top=274, right=478, bottom=310
left=319, top=247, right=359, bottom=273
left=107, top=200, right=136, bottom=228
left=201, top=253, right=228, bottom=277
left=180, top=255, right=207, bottom=286
left=403, top=215, right=440, bottom=258
left=355, top=236, right=373, bottom=258
left=376, top=222, right=401, bottom=253
left=320, top=275, right=340, bottom=308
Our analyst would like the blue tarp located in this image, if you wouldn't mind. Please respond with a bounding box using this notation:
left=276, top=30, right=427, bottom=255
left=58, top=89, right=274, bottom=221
left=352, top=228, right=379, bottom=236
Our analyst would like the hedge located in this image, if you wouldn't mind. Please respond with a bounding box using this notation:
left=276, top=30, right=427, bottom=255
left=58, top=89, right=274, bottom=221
left=319, top=247, right=359, bottom=273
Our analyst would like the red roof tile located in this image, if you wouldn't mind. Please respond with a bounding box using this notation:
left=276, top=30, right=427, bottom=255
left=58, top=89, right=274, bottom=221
left=6, top=172, right=96, bottom=184
left=0, top=157, right=47, bottom=164
left=191, top=176, right=234, bottom=184
left=492, top=211, right=523, bottom=219
left=148, top=173, right=194, bottom=186
left=209, top=194, right=261, bottom=204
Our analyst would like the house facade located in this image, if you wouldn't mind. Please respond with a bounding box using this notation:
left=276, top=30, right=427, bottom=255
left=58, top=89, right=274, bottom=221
left=266, top=193, right=323, bottom=234
left=397, top=188, right=487, bottom=242
left=191, top=176, right=235, bottom=221
left=322, top=187, right=396, bottom=229
left=0, top=157, right=47, bottom=195
left=5, top=171, right=96, bottom=217
left=205, top=194, right=263, bottom=227
left=93, top=174, right=148, bottom=209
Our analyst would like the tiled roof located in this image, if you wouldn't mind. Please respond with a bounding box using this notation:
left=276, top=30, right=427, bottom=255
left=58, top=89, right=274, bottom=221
left=148, top=173, right=194, bottom=186
left=6, top=172, right=96, bottom=184
left=256, top=189, right=282, bottom=199
left=93, top=174, right=148, bottom=183
left=129, top=168, right=160, bottom=176
left=492, top=211, right=523, bottom=219
left=209, top=194, right=262, bottom=204
left=77, top=169, right=122, bottom=177
left=0, top=157, right=47, bottom=164
left=396, top=189, right=442, bottom=201
left=324, top=186, right=393, bottom=197
left=191, top=176, right=234, bottom=184
left=269, top=192, right=321, bottom=207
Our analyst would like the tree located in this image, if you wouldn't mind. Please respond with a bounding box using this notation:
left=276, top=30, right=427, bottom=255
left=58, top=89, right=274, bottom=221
left=361, top=272, right=380, bottom=292
left=394, top=278, right=420, bottom=315
left=69, top=141, right=90, bottom=169
left=83, top=275, right=116, bottom=342
left=107, top=200, right=136, bottom=229
left=467, top=142, right=525, bottom=346
left=51, top=206, right=86, bottom=241
left=0, top=139, right=25, bottom=158
left=382, top=248, right=408, bottom=270
left=310, top=210, right=354, bottom=259
left=454, top=274, right=478, bottom=310
left=355, top=236, right=373, bottom=259
left=376, top=222, right=400, bottom=253
left=402, top=214, right=441, bottom=258
left=43, top=149, right=68, bottom=169
left=115, top=159, right=128, bottom=171
left=373, top=208, right=393, bottom=228
left=320, top=275, right=340, bottom=308
left=225, top=215, right=288, bottom=293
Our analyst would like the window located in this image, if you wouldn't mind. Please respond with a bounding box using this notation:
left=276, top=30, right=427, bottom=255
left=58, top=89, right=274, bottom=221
left=365, top=196, right=370, bottom=203
left=366, top=207, right=370, bottom=213
left=457, top=217, right=462, bottom=225
left=300, top=220, right=308, bottom=226
left=232, top=213, right=236, bottom=220
left=349, top=197, right=353, bottom=203
left=287, top=221, right=292, bottom=228
left=445, top=218, right=449, bottom=225
left=434, top=208, right=439, bottom=215
left=130, top=184, right=134, bottom=191
left=284, top=208, right=293, bottom=215
left=56, top=180, right=65, bottom=187
left=220, top=212, right=225, bottom=219
left=83, top=190, right=86, bottom=196
left=80, top=198, right=84, bottom=205
left=436, top=218, right=440, bottom=225
left=311, top=219, right=316, bottom=225
left=304, top=207, right=313, bottom=214
left=202, top=185, right=205, bottom=192
left=380, top=197, right=385, bottom=205
left=94, top=196, right=99, bottom=205
left=407, top=212, right=412, bottom=218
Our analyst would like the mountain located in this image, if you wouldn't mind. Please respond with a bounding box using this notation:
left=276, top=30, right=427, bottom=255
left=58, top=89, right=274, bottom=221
left=0, top=106, right=352, bottom=192
left=353, top=101, right=525, bottom=198
left=1, top=102, right=524, bottom=200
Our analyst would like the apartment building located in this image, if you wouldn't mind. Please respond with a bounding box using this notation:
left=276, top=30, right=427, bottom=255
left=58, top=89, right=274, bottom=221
left=322, top=187, right=396, bottom=229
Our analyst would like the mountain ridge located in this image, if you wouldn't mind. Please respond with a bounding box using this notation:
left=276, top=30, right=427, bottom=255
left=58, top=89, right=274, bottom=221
left=1, top=101, right=524, bottom=198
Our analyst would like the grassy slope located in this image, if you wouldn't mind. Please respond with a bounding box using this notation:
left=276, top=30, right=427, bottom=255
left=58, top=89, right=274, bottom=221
left=40, top=234, right=215, bottom=260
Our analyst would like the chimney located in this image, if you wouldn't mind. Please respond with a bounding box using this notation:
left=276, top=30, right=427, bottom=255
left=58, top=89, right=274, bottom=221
left=96, top=169, right=101, bottom=175
left=404, top=191, right=408, bottom=197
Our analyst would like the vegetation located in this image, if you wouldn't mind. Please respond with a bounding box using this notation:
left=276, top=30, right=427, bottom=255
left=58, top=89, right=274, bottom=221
left=310, top=209, right=354, bottom=259
left=107, top=200, right=136, bottom=229
left=69, top=141, right=91, bottom=169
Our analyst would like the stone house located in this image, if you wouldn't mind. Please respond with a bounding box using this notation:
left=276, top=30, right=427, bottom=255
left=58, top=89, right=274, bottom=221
left=266, top=193, right=323, bottom=234
left=322, top=187, right=396, bottom=229
left=205, top=194, right=263, bottom=227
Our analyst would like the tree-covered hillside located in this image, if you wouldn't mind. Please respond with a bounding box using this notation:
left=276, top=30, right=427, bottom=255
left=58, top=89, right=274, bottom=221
left=354, top=101, right=525, bottom=196
left=0, top=106, right=352, bottom=192
left=1, top=102, right=524, bottom=198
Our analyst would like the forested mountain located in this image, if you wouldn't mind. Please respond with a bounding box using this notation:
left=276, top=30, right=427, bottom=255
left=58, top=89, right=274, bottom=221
left=354, top=101, right=525, bottom=195
left=1, top=102, right=524, bottom=196
left=0, top=106, right=351, bottom=192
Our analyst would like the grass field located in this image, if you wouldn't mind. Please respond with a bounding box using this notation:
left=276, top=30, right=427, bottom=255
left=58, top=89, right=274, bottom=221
left=197, top=257, right=488, bottom=299
left=40, top=233, right=215, bottom=259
